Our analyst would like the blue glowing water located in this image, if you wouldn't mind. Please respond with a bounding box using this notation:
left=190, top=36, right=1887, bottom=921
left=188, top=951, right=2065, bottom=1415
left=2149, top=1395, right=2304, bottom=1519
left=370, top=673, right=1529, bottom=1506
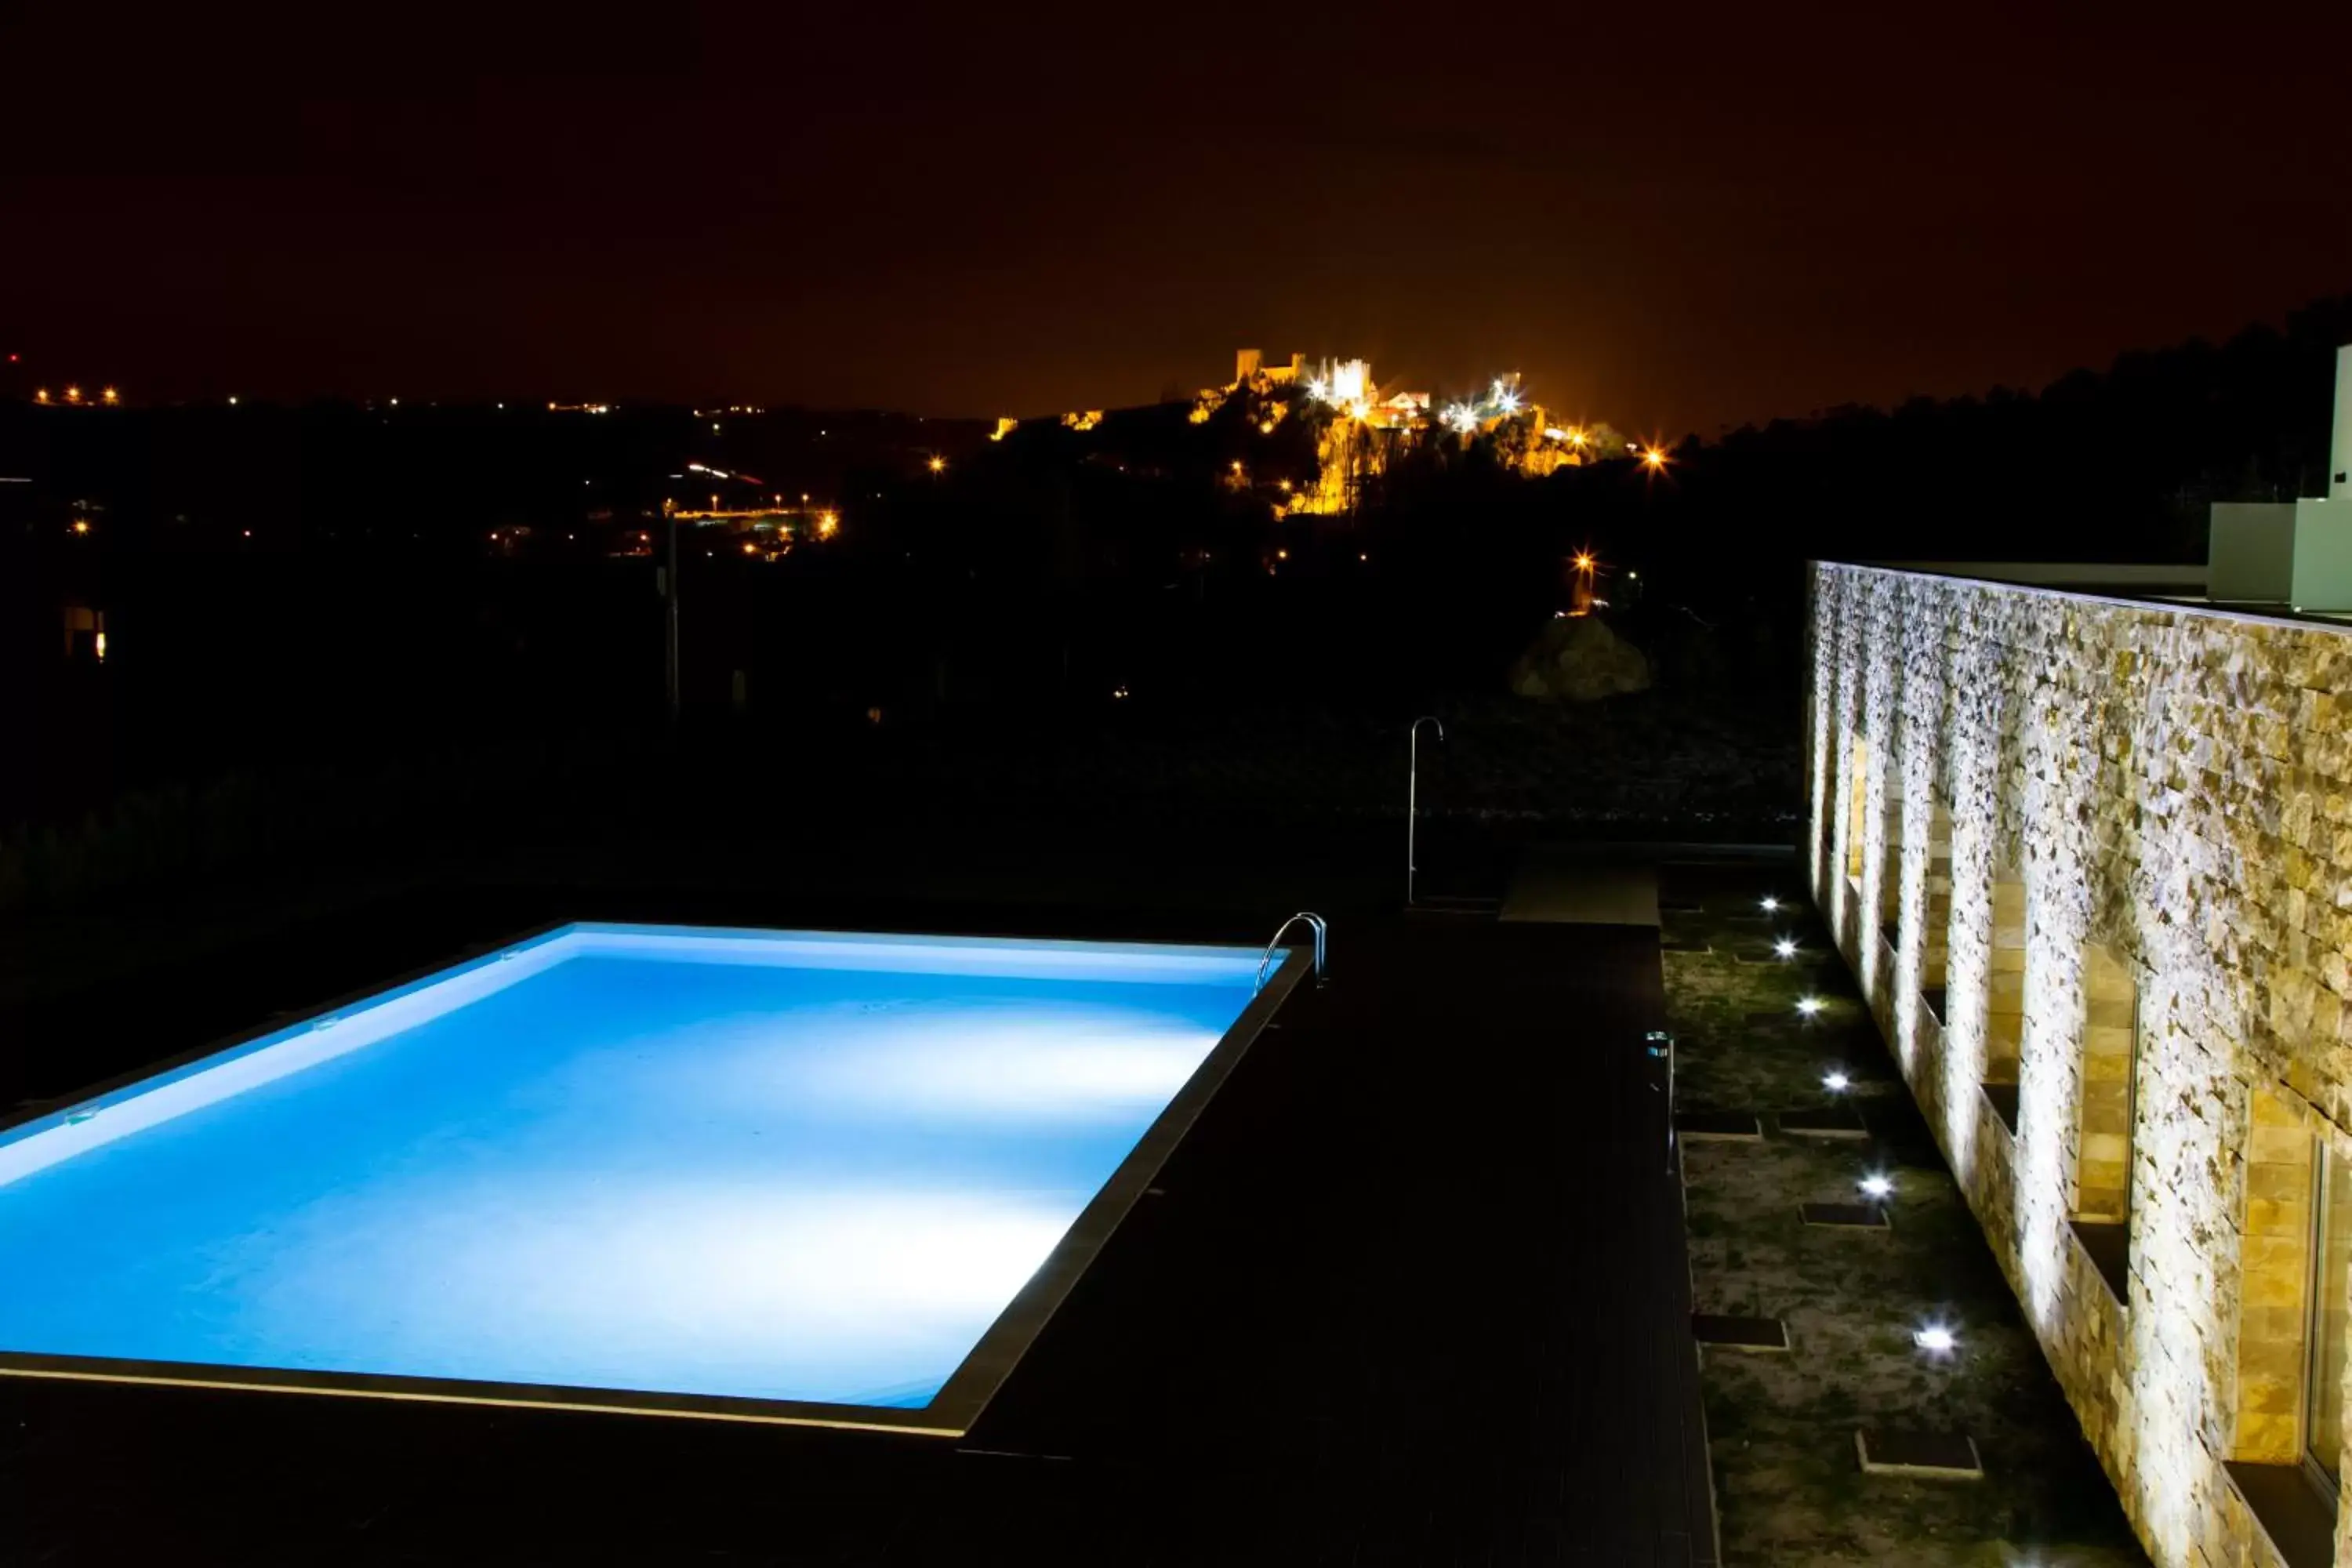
left=0, top=926, right=1265, bottom=1411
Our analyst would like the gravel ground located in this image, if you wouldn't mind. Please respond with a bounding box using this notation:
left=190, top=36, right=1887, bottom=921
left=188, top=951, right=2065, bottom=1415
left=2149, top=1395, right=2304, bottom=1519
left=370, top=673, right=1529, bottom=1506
left=1661, top=869, right=2148, bottom=1568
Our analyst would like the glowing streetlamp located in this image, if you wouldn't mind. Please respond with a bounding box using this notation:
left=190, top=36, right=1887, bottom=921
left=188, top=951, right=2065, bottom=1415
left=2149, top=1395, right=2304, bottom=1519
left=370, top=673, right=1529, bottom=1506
left=1642, top=448, right=1668, bottom=473
left=927, top=456, right=946, bottom=474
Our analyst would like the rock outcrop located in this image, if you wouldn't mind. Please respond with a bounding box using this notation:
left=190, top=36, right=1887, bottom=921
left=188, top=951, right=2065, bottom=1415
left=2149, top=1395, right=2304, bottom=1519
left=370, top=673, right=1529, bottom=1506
left=1508, top=615, right=1652, bottom=701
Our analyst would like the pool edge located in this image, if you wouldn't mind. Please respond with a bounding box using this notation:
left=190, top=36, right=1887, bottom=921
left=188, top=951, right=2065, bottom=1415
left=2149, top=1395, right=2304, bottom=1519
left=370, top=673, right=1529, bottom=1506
left=924, top=940, right=1312, bottom=1436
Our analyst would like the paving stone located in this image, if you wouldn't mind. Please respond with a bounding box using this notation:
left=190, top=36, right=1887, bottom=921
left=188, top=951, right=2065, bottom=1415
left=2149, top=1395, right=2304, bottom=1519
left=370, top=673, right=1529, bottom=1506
left=1690, top=1313, right=1788, bottom=1351
left=1855, top=1430, right=1983, bottom=1479
left=1778, top=1106, right=1869, bottom=1138
left=1675, top=1110, right=1764, bottom=1142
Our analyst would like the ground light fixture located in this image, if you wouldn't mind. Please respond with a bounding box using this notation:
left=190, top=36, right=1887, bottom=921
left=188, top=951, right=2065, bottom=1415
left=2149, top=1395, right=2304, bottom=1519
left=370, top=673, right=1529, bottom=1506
left=1759, top=895, right=1779, bottom=913
left=1773, top=938, right=1798, bottom=960
left=1795, top=996, right=1825, bottom=1018
left=1858, top=1173, right=1893, bottom=1199
left=1822, top=1069, right=1851, bottom=1093
left=1913, top=1323, right=1958, bottom=1356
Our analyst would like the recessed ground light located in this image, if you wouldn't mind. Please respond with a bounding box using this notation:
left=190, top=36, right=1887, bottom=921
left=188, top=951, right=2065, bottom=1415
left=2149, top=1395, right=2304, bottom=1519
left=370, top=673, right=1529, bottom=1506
left=1859, top=1173, right=1894, bottom=1199
left=1822, top=1070, right=1850, bottom=1093
left=1796, top=996, right=1824, bottom=1017
left=1759, top=895, right=1780, bottom=913
left=1773, top=938, right=1798, bottom=959
left=1914, top=1323, right=1958, bottom=1356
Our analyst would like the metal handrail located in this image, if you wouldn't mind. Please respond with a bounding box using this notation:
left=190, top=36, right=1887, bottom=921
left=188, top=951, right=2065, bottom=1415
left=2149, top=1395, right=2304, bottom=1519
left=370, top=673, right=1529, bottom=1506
left=1257, top=912, right=1327, bottom=991
left=1407, top=716, right=1444, bottom=906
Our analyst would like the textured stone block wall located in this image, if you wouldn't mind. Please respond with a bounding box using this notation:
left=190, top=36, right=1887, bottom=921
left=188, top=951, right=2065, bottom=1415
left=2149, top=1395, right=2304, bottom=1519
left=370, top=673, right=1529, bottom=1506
left=1807, top=564, right=2352, bottom=1568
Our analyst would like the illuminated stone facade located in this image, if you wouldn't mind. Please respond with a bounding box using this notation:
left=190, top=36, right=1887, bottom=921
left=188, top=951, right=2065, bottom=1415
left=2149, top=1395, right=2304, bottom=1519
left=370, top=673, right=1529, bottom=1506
left=1810, top=562, right=2352, bottom=1568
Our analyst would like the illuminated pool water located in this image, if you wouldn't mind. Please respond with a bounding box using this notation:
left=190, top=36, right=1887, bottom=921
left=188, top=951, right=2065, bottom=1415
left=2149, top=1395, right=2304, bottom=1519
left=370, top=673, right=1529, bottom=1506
left=0, top=924, right=1292, bottom=1432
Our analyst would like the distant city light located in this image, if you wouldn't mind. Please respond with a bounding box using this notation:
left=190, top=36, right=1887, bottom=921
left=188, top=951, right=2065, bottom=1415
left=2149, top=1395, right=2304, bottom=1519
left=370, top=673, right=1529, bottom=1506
left=1859, top=1173, right=1894, bottom=1200
left=1573, top=552, right=1595, bottom=572
left=1773, top=938, right=1799, bottom=960
left=1444, top=402, right=1479, bottom=434
left=927, top=456, right=946, bottom=474
left=1230, top=459, right=1244, bottom=474
left=1642, top=448, right=1668, bottom=472
left=93, top=631, right=107, bottom=662
left=69, top=519, right=89, bottom=535
left=100, top=387, right=119, bottom=405
left=1822, top=1069, right=1849, bottom=1092
left=1276, top=549, right=1287, bottom=561
left=227, top=395, right=238, bottom=406
left=1914, top=1324, right=1958, bottom=1356
left=1796, top=996, right=1825, bottom=1018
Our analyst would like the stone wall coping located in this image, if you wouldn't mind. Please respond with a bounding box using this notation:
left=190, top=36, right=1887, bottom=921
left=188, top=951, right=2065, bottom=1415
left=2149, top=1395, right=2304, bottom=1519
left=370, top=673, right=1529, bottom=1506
left=1814, top=560, right=2352, bottom=643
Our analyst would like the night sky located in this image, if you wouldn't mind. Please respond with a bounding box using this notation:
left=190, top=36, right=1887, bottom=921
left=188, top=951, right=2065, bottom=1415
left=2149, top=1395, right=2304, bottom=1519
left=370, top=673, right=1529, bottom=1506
left=7, top=2, right=2350, bottom=436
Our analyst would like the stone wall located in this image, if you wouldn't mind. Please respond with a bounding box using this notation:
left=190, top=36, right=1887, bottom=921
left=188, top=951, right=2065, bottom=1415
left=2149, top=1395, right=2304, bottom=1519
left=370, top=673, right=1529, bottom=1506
left=1807, top=563, right=2352, bottom=1568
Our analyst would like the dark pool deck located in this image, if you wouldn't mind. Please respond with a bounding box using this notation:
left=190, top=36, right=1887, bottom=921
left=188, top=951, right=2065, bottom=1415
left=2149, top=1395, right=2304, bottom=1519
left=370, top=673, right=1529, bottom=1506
left=2, top=916, right=1717, bottom=1565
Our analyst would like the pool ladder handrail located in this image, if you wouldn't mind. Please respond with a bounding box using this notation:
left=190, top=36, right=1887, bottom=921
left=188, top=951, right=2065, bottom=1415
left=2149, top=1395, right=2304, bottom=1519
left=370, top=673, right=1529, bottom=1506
left=1407, top=716, right=1443, bottom=906
left=1257, top=912, right=1328, bottom=992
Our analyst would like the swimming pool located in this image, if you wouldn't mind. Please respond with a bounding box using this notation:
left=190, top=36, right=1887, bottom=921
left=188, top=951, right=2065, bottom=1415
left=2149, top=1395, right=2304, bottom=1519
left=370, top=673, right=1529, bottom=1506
left=0, top=923, right=1304, bottom=1435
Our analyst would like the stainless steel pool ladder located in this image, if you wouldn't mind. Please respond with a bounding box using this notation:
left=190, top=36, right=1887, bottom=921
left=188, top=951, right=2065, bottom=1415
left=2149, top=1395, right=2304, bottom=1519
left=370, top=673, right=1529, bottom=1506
left=1407, top=716, right=1443, bottom=906
left=1256, top=912, right=1327, bottom=991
